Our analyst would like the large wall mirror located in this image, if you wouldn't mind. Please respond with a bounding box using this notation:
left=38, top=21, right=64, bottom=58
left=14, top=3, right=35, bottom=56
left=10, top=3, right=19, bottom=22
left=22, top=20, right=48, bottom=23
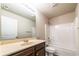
left=0, top=3, right=36, bottom=40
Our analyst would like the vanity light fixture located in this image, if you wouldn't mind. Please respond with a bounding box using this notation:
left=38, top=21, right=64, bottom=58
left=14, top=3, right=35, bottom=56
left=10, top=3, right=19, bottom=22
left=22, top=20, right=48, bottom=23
left=1, top=3, right=35, bottom=18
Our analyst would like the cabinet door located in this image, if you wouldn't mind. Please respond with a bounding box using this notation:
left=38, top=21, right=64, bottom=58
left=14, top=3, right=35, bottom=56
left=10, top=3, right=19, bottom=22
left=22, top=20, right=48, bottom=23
left=35, top=42, right=45, bottom=51
left=36, top=48, right=45, bottom=56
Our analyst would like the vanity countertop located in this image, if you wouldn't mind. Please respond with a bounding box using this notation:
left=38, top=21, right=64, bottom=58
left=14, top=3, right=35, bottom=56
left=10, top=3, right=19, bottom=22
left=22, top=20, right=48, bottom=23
left=0, top=38, right=45, bottom=56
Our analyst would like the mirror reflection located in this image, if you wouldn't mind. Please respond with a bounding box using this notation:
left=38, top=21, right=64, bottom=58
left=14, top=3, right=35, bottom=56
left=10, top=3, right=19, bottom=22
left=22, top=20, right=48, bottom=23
left=0, top=3, right=36, bottom=40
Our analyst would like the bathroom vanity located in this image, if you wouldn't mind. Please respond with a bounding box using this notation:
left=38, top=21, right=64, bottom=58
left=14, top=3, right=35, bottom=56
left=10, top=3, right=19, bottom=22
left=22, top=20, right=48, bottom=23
left=9, top=42, right=45, bottom=56
left=0, top=39, right=45, bottom=56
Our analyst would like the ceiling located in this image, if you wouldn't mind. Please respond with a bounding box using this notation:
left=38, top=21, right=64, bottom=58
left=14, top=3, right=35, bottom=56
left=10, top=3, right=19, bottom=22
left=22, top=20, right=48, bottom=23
left=1, top=3, right=36, bottom=21
left=36, top=3, right=77, bottom=19
left=1, top=3, right=77, bottom=20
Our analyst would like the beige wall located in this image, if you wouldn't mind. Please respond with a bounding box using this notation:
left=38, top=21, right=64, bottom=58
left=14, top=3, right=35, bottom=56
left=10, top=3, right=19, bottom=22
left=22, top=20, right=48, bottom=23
left=49, top=11, right=75, bottom=25
left=0, top=15, right=1, bottom=36
left=75, top=4, right=79, bottom=55
left=36, top=11, right=48, bottom=40
left=0, top=6, right=1, bottom=37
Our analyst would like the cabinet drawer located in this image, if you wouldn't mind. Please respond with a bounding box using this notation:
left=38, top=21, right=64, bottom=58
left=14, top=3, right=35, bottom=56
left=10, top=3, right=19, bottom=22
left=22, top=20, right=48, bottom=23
left=35, top=42, right=45, bottom=51
left=10, top=47, right=34, bottom=56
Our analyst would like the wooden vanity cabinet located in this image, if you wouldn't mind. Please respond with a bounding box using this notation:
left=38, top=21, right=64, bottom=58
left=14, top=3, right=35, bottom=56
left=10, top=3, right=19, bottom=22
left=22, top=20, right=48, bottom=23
left=9, top=47, right=34, bottom=56
left=35, top=43, right=45, bottom=56
left=9, top=42, right=45, bottom=56
left=35, top=48, right=45, bottom=56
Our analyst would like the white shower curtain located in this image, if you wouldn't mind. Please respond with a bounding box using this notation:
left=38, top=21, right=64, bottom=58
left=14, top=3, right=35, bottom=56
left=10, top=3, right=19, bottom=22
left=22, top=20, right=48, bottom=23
left=49, top=23, right=76, bottom=55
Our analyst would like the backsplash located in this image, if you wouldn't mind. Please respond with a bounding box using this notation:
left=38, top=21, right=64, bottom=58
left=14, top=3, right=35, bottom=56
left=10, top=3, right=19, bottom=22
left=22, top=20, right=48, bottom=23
left=0, top=38, right=28, bottom=45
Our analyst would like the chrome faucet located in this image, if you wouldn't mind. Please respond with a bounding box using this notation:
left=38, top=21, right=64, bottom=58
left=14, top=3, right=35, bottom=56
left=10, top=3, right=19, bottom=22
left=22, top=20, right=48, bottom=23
left=23, top=40, right=28, bottom=43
